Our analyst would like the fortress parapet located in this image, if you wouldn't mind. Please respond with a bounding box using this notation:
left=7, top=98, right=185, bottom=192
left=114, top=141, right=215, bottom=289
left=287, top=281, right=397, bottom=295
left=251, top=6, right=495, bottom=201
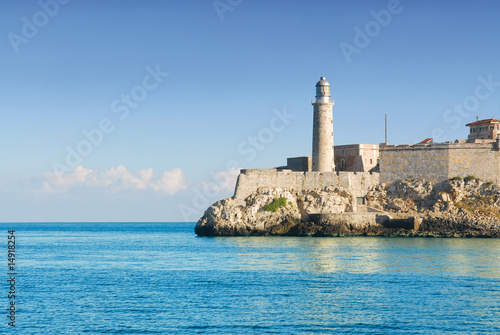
left=233, top=168, right=379, bottom=200
left=380, top=141, right=500, bottom=183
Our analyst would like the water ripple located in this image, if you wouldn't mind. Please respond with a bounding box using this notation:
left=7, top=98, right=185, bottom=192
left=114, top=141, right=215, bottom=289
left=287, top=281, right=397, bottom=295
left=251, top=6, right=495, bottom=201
left=1, top=222, right=498, bottom=334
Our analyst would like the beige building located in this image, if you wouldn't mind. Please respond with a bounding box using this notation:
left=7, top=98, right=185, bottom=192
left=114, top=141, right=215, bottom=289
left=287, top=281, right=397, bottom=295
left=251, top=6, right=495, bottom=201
left=334, top=144, right=379, bottom=172
left=466, top=118, right=500, bottom=142
left=287, top=144, right=379, bottom=173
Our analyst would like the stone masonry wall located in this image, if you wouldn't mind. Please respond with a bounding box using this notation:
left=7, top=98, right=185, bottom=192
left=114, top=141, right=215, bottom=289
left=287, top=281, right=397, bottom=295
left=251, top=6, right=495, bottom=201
left=312, top=103, right=334, bottom=171
left=447, top=143, right=500, bottom=179
left=233, top=169, right=380, bottom=200
left=380, top=142, right=500, bottom=183
left=233, top=143, right=500, bottom=202
left=380, top=144, right=450, bottom=183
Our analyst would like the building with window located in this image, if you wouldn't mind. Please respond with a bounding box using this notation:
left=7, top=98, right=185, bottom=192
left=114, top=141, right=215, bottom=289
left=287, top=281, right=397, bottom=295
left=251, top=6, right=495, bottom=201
left=466, top=118, right=500, bottom=142
left=334, top=144, right=379, bottom=172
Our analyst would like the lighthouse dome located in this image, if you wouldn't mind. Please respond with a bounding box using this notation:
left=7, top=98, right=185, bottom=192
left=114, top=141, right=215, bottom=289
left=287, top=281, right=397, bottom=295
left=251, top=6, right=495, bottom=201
left=315, top=77, right=331, bottom=99
left=315, top=77, right=330, bottom=87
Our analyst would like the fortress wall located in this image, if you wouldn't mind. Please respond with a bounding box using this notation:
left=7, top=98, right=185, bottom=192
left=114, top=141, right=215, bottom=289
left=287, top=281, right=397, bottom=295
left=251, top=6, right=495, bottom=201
left=447, top=143, right=500, bottom=180
left=380, top=142, right=500, bottom=183
left=234, top=142, right=500, bottom=200
left=233, top=169, right=303, bottom=199
left=233, top=169, right=379, bottom=200
left=380, top=144, right=449, bottom=183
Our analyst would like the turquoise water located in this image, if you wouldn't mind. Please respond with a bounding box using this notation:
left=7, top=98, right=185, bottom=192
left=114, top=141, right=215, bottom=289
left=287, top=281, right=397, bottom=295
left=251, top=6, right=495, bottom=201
left=2, top=222, right=499, bottom=334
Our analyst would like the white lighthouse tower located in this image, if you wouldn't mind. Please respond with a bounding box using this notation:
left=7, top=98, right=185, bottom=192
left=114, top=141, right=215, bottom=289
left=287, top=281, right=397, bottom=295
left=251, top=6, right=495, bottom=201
left=312, top=77, right=335, bottom=172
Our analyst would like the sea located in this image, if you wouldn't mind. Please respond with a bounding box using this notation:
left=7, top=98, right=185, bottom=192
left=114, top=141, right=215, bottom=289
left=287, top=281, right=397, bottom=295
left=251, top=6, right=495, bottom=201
left=1, top=222, right=499, bottom=334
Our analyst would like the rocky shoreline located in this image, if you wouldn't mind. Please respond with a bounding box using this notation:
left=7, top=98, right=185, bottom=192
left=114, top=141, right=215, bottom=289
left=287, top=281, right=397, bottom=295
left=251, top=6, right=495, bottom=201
left=195, top=178, right=500, bottom=237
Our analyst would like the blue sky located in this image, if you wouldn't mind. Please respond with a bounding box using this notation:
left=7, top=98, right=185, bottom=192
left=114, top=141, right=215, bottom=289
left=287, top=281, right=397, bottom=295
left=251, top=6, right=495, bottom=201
left=1, top=0, right=500, bottom=222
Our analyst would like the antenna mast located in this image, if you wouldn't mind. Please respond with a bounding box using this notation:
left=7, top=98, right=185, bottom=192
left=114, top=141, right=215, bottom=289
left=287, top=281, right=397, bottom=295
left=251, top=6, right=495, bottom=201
left=385, top=111, right=388, bottom=145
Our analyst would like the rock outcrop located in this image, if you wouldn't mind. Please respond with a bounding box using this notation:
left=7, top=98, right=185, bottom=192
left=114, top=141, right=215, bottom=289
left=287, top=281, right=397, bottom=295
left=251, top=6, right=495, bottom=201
left=195, top=178, right=500, bottom=237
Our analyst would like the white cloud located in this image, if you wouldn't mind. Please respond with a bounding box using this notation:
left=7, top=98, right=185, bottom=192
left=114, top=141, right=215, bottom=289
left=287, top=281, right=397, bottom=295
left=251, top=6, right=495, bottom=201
left=213, top=167, right=241, bottom=192
left=200, top=167, right=241, bottom=193
left=42, top=165, right=187, bottom=195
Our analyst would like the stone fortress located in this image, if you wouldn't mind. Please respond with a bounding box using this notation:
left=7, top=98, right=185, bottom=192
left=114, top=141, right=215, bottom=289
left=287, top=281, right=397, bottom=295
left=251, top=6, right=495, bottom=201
left=233, top=77, right=500, bottom=205
left=196, top=77, right=500, bottom=237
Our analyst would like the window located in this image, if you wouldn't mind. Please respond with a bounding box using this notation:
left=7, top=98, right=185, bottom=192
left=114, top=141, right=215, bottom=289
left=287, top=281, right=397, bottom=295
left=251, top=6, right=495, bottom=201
left=341, top=159, right=345, bottom=170
left=370, top=159, right=373, bottom=164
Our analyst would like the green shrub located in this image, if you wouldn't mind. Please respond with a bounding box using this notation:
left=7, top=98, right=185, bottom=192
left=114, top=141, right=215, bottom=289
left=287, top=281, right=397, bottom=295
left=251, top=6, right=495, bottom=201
left=464, top=175, right=479, bottom=182
left=263, top=197, right=287, bottom=212
left=450, top=176, right=462, bottom=181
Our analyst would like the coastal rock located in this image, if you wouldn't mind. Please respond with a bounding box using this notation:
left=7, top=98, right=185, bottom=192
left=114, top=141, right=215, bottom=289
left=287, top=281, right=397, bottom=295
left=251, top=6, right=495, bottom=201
left=195, top=188, right=301, bottom=236
left=195, top=178, right=500, bottom=237
left=195, top=186, right=351, bottom=236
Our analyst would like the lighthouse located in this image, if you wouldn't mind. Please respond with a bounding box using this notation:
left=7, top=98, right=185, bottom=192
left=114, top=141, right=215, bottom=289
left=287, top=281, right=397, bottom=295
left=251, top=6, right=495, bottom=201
left=312, top=77, right=335, bottom=172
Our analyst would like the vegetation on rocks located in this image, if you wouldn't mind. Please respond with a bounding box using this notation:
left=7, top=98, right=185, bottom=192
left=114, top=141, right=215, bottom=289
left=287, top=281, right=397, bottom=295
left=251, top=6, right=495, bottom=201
left=464, top=175, right=480, bottom=183
left=262, top=197, right=287, bottom=212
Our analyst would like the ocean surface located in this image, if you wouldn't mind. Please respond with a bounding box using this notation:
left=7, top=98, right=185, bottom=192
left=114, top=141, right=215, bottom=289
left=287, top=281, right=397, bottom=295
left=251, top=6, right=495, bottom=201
left=1, top=222, right=499, bottom=334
